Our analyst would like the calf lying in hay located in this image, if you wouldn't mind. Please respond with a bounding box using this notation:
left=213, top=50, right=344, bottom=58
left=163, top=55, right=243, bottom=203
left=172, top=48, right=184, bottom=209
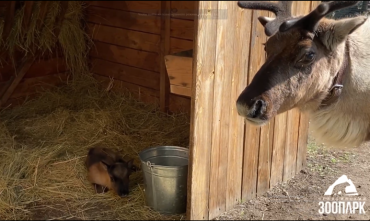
left=86, top=146, right=136, bottom=197
left=0, top=76, right=189, bottom=220
left=236, top=1, right=370, bottom=148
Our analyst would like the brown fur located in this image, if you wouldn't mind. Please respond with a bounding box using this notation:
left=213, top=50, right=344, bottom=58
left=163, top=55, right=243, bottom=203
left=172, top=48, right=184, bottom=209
left=85, top=147, right=136, bottom=196
left=236, top=2, right=370, bottom=148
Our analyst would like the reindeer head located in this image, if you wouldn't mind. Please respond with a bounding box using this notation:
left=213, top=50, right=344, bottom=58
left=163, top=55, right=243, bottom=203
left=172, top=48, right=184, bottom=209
left=86, top=147, right=136, bottom=197
left=236, top=1, right=367, bottom=125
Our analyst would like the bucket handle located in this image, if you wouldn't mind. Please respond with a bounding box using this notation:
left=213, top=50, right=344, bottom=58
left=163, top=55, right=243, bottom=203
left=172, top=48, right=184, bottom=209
left=146, top=161, right=155, bottom=170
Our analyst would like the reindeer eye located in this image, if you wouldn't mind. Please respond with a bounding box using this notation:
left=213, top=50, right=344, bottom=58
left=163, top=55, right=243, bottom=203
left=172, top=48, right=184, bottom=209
left=305, top=51, right=315, bottom=61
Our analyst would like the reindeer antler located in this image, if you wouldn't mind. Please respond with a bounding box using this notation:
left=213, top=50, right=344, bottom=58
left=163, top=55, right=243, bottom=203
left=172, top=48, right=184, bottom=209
left=279, top=1, right=361, bottom=33
left=237, top=1, right=293, bottom=36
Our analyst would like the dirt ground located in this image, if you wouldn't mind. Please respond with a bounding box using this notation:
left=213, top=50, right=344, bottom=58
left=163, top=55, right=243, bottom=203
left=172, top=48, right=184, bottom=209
left=215, top=135, right=370, bottom=220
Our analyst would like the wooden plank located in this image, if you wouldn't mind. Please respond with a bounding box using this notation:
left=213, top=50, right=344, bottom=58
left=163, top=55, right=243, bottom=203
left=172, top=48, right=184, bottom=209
left=86, top=6, right=160, bottom=34
left=9, top=72, right=70, bottom=99
left=242, top=9, right=267, bottom=201
left=296, top=112, right=309, bottom=172
left=2, top=1, right=16, bottom=42
left=227, top=2, right=252, bottom=210
left=94, top=74, right=160, bottom=105
left=53, top=1, right=69, bottom=38
left=169, top=93, right=191, bottom=114
left=270, top=112, right=288, bottom=187
left=170, top=37, right=193, bottom=54
left=25, top=57, right=68, bottom=79
left=164, top=55, right=192, bottom=88
left=87, top=23, right=160, bottom=53
left=256, top=9, right=275, bottom=197
left=296, top=1, right=315, bottom=174
left=88, top=1, right=161, bottom=14
left=283, top=1, right=312, bottom=182
left=0, top=57, right=36, bottom=107
left=170, top=1, right=197, bottom=20
left=208, top=1, right=229, bottom=217
left=170, top=85, right=191, bottom=97
left=187, top=1, right=218, bottom=219
left=160, top=1, right=171, bottom=112
left=221, top=1, right=240, bottom=214
left=283, top=108, right=300, bottom=182
left=89, top=41, right=159, bottom=72
left=170, top=18, right=194, bottom=40
left=90, top=58, right=159, bottom=90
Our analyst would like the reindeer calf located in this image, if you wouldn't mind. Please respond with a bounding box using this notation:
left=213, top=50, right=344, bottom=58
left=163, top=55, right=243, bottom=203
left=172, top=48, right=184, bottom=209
left=85, top=147, right=136, bottom=197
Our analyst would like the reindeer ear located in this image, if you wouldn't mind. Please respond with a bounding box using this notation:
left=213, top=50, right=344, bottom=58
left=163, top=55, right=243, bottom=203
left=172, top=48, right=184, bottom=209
left=100, top=160, right=111, bottom=171
left=258, top=16, right=275, bottom=27
left=321, top=16, right=367, bottom=50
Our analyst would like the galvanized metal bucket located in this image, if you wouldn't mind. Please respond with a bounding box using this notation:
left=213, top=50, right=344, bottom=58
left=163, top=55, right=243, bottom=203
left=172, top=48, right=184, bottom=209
left=139, top=146, right=188, bottom=214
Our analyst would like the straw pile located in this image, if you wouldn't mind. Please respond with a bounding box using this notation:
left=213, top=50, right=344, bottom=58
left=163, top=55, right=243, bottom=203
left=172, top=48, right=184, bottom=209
left=0, top=75, right=190, bottom=220
left=0, top=1, right=91, bottom=76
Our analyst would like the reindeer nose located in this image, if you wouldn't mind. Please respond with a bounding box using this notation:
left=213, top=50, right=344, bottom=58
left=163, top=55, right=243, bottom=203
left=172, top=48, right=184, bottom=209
left=248, top=99, right=266, bottom=119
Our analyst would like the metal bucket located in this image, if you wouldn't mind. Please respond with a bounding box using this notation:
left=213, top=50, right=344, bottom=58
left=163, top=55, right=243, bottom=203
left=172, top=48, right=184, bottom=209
left=139, top=146, right=188, bottom=214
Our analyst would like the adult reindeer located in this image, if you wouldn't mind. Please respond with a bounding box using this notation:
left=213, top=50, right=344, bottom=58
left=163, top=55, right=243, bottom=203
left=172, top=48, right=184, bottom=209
left=236, top=1, right=370, bottom=148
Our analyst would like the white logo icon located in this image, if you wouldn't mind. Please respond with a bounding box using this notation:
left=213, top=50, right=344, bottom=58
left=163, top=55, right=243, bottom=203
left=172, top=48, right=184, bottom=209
left=324, top=175, right=358, bottom=196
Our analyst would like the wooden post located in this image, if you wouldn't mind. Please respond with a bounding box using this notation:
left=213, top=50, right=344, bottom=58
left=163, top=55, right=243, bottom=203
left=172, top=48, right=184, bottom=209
left=187, top=1, right=218, bottom=220
left=159, top=1, right=171, bottom=112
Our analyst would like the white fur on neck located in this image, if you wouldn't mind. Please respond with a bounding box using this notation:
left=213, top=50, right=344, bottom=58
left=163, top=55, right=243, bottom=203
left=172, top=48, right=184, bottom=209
left=309, top=107, right=369, bottom=148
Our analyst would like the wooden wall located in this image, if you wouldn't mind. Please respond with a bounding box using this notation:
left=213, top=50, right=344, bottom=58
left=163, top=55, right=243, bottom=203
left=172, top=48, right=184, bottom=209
left=85, top=1, right=196, bottom=113
left=187, top=1, right=318, bottom=220
left=0, top=54, right=69, bottom=107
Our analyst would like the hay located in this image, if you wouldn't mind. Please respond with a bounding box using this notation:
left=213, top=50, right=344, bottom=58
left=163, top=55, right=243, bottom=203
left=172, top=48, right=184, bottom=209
left=0, top=76, right=190, bottom=220
left=0, top=1, right=92, bottom=77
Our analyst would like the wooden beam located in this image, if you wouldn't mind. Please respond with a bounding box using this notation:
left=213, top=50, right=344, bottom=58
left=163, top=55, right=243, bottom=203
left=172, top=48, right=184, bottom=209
left=187, top=1, right=218, bottom=220
left=159, top=1, right=171, bottom=112
left=0, top=57, right=36, bottom=107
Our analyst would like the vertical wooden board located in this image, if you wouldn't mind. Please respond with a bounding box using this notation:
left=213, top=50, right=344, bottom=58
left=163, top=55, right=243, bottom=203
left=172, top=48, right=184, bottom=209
left=283, top=108, right=300, bottom=182
left=282, top=1, right=302, bottom=183
left=296, top=112, right=309, bottom=172
left=242, top=9, right=267, bottom=201
left=226, top=1, right=251, bottom=211
left=160, top=1, right=171, bottom=112
left=187, top=1, right=218, bottom=220
left=270, top=112, right=288, bottom=187
left=295, top=1, right=315, bottom=173
left=256, top=9, right=277, bottom=196
left=208, top=1, right=227, bottom=218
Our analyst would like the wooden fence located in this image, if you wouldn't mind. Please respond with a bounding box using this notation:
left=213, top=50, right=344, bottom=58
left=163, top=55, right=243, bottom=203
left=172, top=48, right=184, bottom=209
left=187, top=1, right=319, bottom=220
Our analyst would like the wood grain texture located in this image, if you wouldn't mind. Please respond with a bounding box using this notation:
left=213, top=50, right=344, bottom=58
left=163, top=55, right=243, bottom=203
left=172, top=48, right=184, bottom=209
left=164, top=55, right=192, bottom=88
left=170, top=18, right=195, bottom=40
left=170, top=1, right=196, bottom=20
left=242, top=8, right=267, bottom=201
left=87, top=23, right=160, bottom=53
left=227, top=2, right=252, bottom=210
left=86, top=6, right=161, bottom=34
left=170, top=37, right=193, bottom=54
left=90, top=41, right=159, bottom=72
left=187, top=1, right=218, bottom=220
left=90, top=58, right=159, bottom=90
left=88, top=1, right=161, bottom=14
left=160, top=1, right=171, bottom=112
left=208, top=1, right=230, bottom=217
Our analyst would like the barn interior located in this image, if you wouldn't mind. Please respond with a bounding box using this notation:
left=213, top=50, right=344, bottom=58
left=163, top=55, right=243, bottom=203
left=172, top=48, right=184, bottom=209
left=0, top=1, right=194, bottom=220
